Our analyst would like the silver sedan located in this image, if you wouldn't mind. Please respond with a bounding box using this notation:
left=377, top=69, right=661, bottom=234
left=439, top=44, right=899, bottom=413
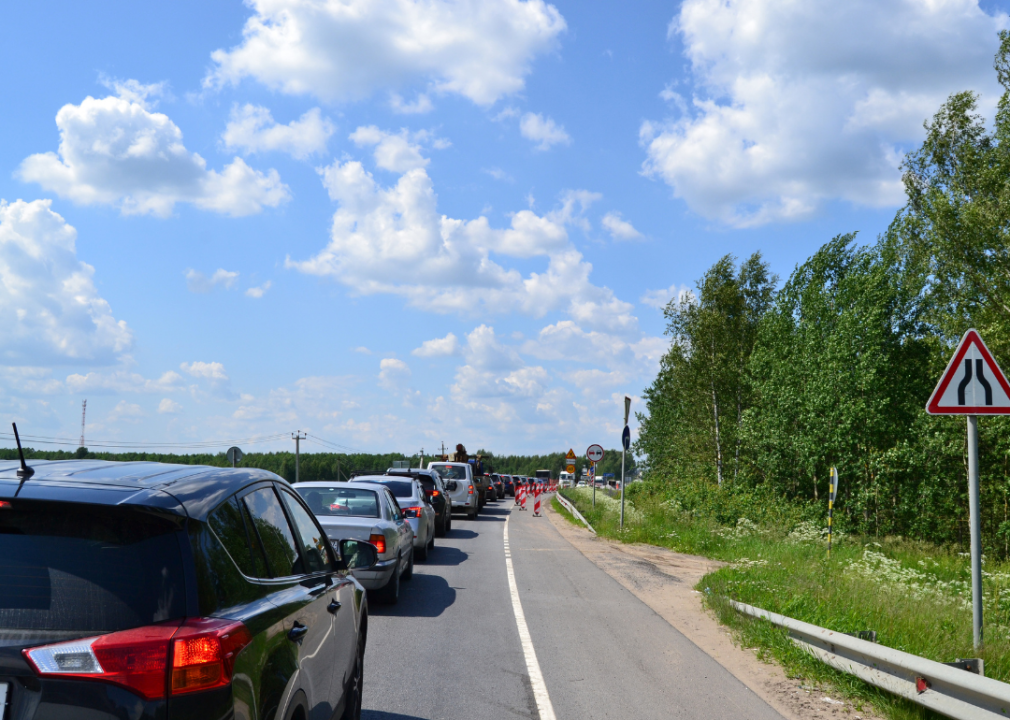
left=358, top=476, right=437, bottom=561
left=295, top=481, right=414, bottom=604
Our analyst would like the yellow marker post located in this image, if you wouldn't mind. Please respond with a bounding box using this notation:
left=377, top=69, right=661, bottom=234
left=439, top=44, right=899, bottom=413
left=827, top=467, right=839, bottom=557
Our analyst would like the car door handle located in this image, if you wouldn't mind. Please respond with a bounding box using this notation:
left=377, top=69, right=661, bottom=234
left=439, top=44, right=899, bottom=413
left=288, top=622, right=308, bottom=643
left=328, top=599, right=342, bottom=614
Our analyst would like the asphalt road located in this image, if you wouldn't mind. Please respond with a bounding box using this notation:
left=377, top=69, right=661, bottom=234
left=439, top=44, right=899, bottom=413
left=362, top=498, right=785, bottom=720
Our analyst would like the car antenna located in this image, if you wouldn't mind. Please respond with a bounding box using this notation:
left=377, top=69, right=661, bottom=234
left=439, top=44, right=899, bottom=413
left=12, top=422, right=34, bottom=496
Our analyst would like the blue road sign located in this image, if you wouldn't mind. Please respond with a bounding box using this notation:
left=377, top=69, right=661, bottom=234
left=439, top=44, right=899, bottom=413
left=622, top=425, right=631, bottom=451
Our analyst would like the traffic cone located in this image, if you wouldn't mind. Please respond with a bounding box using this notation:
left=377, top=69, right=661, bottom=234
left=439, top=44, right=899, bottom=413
left=533, top=485, right=541, bottom=516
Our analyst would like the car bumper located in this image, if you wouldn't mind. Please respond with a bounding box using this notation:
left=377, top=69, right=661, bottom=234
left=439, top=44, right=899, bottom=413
left=351, top=556, right=398, bottom=590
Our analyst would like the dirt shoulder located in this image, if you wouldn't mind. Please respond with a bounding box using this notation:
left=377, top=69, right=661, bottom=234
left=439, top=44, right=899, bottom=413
left=546, top=501, right=880, bottom=720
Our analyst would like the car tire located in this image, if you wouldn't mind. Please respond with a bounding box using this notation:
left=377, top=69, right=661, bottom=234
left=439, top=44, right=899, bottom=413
left=428, top=533, right=435, bottom=554
left=416, top=534, right=428, bottom=561
left=436, top=514, right=447, bottom=537
left=341, top=620, right=365, bottom=720
left=445, top=514, right=452, bottom=532
left=403, top=547, right=414, bottom=580
left=375, top=558, right=400, bottom=604
left=467, top=507, right=477, bottom=520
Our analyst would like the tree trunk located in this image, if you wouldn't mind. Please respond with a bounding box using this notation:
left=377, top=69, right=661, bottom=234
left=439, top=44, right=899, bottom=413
left=711, top=381, right=724, bottom=487
left=734, top=388, right=742, bottom=481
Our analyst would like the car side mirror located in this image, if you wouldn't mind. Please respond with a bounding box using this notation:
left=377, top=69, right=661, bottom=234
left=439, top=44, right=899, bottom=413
left=447, top=481, right=458, bottom=491
left=336, top=539, right=378, bottom=571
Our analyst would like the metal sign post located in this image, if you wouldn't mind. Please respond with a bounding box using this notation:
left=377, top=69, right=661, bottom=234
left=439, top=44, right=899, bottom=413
left=926, top=329, right=1010, bottom=649
left=621, top=396, right=631, bottom=531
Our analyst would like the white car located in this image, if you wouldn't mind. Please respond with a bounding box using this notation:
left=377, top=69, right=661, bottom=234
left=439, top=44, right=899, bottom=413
left=576, top=480, right=587, bottom=488
left=357, top=476, right=437, bottom=561
left=428, top=461, right=479, bottom=520
left=295, top=481, right=414, bottom=604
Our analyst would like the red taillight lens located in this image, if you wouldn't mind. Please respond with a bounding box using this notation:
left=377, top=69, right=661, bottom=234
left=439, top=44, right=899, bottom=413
left=402, top=506, right=423, bottom=518
left=171, top=619, right=252, bottom=695
left=23, top=618, right=251, bottom=701
left=369, top=533, right=387, bottom=554
left=468, top=485, right=474, bottom=494
left=0, top=500, right=11, bottom=508
left=430, top=490, right=440, bottom=497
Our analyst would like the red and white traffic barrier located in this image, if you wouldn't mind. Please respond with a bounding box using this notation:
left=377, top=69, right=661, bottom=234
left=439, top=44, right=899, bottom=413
left=519, top=484, right=527, bottom=511
left=533, top=485, right=541, bottom=516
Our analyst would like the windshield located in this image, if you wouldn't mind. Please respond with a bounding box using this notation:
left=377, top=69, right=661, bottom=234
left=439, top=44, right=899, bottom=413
left=372, top=479, right=414, bottom=498
left=296, top=487, right=380, bottom=518
left=429, top=464, right=467, bottom=480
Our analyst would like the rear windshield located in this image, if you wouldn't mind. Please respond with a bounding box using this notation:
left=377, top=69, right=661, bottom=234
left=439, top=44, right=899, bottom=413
left=372, top=480, right=414, bottom=498
left=296, top=487, right=380, bottom=518
left=0, top=501, right=186, bottom=632
left=429, top=464, right=466, bottom=480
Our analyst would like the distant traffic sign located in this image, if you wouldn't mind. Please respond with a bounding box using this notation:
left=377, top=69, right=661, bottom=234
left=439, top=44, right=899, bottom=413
left=586, top=444, right=604, bottom=463
left=565, top=448, right=577, bottom=461
left=565, top=464, right=575, bottom=474
left=226, top=446, right=244, bottom=467
left=622, top=426, right=631, bottom=451
left=927, top=329, right=1010, bottom=415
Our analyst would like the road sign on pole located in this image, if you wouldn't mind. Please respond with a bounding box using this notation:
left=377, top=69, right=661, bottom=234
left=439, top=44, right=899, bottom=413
left=586, top=445, right=604, bottom=463
left=565, top=464, right=575, bottom=474
left=927, top=329, right=1010, bottom=413
left=621, top=396, right=631, bottom=531
left=565, top=448, right=577, bottom=461
left=226, top=446, right=244, bottom=468
left=926, top=329, right=1010, bottom=650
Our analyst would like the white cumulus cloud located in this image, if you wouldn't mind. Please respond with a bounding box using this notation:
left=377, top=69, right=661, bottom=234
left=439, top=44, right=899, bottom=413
left=205, top=0, right=566, bottom=106
left=186, top=268, right=239, bottom=293
left=0, top=199, right=132, bottom=365
left=349, top=126, right=430, bottom=173
left=412, top=333, right=460, bottom=358
left=640, top=283, right=694, bottom=310
left=180, top=361, right=229, bottom=381
left=519, top=112, right=571, bottom=150
left=222, top=104, right=335, bottom=159
left=158, top=398, right=182, bottom=414
left=642, top=0, right=1007, bottom=226
left=245, top=280, right=272, bottom=298
left=601, top=212, right=642, bottom=240
left=18, top=87, right=289, bottom=217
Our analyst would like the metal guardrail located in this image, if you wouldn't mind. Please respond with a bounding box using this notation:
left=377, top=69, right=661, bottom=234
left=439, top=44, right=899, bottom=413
left=555, top=492, right=596, bottom=535
left=730, top=600, right=1010, bottom=719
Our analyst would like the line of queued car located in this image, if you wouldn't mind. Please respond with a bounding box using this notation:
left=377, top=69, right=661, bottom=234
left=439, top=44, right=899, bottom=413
left=0, top=451, right=547, bottom=720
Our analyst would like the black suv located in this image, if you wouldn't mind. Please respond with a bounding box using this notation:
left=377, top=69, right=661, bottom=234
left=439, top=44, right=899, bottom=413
left=385, top=468, right=452, bottom=536
left=0, top=459, right=375, bottom=720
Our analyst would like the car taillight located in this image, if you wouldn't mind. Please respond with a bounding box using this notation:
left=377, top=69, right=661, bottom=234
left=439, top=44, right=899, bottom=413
left=171, top=619, right=252, bottom=695
left=23, top=618, right=251, bottom=701
left=468, top=485, right=474, bottom=494
left=430, top=490, right=440, bottom=497
left=369, top=533, right=387, bottom=553
left=402, top=506, right=423, bottom=518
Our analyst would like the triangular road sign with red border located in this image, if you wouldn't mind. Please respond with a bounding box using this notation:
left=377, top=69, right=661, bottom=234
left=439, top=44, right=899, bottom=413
left=927, top=329, right=1010, bottom=414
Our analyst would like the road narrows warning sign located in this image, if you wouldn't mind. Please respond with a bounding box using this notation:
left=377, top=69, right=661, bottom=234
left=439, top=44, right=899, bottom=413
left=927, top=329, right=1010, bottom=415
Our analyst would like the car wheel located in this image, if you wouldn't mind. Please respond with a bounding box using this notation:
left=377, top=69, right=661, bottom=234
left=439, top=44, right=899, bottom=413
left=403, top=547, right=414, bottom=580
left=375, top=559, right=400, bottom=604
left=468, top=507, right=477, bottom=520
left=435, top=513, right=446, bottom=537
left=416, top=534, right=428, bottom=561
left=428, top=533, right=435, bottom=554
left=446, top=514, right=452, bottom=532
left=341, top=621, right=365, bottom=720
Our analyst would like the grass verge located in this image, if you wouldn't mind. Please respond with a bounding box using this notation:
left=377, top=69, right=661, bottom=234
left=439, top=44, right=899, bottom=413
left=560, top=486, right=1010, bottom=720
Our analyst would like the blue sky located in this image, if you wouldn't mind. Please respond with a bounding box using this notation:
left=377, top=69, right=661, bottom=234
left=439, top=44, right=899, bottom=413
left=1, top=0, right=1007, bottom=455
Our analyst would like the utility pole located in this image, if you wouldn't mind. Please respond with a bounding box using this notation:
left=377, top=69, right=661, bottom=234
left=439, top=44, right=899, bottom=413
left=79, top=400, right=87, bottom=449
left=621, top=396, right=631, bottom=531
left=419, top=447, right=424, bottom=469
left=292, top=431, right=306, bottom=483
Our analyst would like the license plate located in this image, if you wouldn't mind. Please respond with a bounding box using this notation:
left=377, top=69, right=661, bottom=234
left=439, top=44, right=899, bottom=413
left=0, top=683, right=8, bottom=720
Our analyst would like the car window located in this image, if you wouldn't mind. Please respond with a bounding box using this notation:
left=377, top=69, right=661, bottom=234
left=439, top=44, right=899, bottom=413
left=428, top=463, right=466, bottom=480
left=209, top=496, right=269, bottom=578
left=384, top=490, right=403, bottom=521
left=242, top=487, right=303, bottom=578
left=0, top=501, right=186, bottom=632
left=279, top=490, right=331, bottom=574
left=374, top=479, right=414, bottom=497
left=296, top=486, right=380, bottom=518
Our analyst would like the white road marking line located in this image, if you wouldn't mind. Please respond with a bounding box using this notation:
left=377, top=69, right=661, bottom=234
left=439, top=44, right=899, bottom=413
left=504, top=512, right=557, bottom=720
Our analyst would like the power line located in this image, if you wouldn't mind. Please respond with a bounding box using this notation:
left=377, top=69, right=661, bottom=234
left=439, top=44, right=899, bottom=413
left=0, top=431, right=291, bottom=450
left=304, top=433, right=359, bottom=453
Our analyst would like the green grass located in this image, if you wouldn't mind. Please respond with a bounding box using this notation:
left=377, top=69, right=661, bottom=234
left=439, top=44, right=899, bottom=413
left=560, top=487, right=1010, bottom=720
